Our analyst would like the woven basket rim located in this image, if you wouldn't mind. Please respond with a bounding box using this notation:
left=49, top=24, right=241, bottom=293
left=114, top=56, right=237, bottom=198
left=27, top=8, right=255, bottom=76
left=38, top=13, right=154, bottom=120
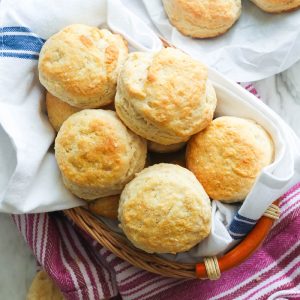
left=64, top=199, right=279, bottom=279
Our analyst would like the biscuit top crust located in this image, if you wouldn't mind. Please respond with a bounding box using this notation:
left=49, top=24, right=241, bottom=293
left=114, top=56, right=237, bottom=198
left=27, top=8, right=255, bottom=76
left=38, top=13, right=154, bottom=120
left=120, top=48, right=212, bottom=137
left=55, top=110, right=142, bottom=188
left=39, top=24, right=128, bottom=108
left=186, top=116, right=274, bottom=202
left=119, top=163, right=211, bottom=253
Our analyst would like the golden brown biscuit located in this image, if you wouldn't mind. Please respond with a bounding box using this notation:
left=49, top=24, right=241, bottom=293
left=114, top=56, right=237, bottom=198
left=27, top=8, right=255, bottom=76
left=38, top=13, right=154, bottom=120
left=27, top=270, right=64, bottom=300
left=119, top=163, right=211, bottom=254
left=162, top=0, right=242, bottom=38
left=55, top=110, right=147, bottom=200
left=186, top=116, right=274, bottom=203
left=147, top=141, right=186, bottom=153
left=46, top=92, right=81, bottom=132
left=115, top=48, right=217, bottom=145
left=250, top=0, right=300, bottom=12
left=39, top=24, right=128, bottom=108
left=88, top=195, right=120, bottom=219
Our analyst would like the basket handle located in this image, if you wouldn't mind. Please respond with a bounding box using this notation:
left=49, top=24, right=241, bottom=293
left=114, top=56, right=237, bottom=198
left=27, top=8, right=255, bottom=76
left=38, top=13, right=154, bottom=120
left=203, top=257, right=221, bottom=280
left=196, top=200, right=280, bottom=280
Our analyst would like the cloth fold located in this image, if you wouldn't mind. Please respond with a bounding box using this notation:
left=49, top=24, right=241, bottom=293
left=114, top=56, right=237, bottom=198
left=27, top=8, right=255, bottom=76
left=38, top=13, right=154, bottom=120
left=12, top=180, right=300, bottom=300
left=0, top=0, right=162, bottom=214
left=141, top=0, right=300, bottom=81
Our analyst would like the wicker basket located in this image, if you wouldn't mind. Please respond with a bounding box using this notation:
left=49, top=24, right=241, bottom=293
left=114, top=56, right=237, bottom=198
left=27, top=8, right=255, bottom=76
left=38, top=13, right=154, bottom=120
left=64, top=199, right=280, bottom=280
left=64, top=39, right=281, bottom=280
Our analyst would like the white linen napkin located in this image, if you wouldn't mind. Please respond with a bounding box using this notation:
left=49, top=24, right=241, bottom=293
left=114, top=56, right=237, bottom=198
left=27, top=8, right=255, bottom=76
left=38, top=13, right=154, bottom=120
left=0, top=0, right=299, bottom=259
left=0, top=0, right=161, bottom=213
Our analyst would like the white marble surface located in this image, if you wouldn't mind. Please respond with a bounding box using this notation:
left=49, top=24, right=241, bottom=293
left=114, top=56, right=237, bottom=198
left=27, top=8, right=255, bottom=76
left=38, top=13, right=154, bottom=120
left=0, top=61, right=299, bottom=300
left=0, top=214, right=36, bottom=300
left=255, top=60, right=300, bottom=137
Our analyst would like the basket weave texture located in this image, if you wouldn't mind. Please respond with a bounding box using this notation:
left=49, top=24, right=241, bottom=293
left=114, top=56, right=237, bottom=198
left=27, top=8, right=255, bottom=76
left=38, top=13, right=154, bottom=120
left=64, top=200, right=279, bottom=279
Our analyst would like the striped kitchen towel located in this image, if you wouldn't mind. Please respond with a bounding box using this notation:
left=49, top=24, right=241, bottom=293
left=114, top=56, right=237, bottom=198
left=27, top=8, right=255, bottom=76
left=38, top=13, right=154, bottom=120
left=12, top=180, right=300, bottom=300
left=0, top=26, right=45, bottom=59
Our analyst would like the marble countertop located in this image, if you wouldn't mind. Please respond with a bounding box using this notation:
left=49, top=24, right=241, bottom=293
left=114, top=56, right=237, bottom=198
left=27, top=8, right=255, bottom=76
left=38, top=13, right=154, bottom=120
left=1, top=60, right=299, bottom=299
left=0, top=214, right=36, bottom=299
left=255, top=61, right=300, bottom=138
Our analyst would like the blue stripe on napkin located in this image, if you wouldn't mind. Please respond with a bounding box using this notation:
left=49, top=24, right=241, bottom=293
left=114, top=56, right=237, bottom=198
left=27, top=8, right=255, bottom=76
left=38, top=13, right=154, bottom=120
left=2, top=35, right=45, bottom=52
left=1, top=26, right=33, bottom=33
left=1, top=52, right=39, bottom=60
left=0, top=26, right=45, bottom=60
left=229, top=212, right=257, bottom=240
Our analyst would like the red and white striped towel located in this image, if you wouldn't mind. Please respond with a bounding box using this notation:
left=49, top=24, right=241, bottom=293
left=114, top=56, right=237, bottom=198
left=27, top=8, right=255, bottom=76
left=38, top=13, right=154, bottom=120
left=12, top=182, right=300, bottom=300
left=12, top=86, right=300, bottom=300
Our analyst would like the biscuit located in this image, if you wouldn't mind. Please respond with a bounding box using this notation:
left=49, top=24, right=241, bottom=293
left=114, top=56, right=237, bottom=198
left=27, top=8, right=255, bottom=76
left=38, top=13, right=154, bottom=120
left=46, top=92, right=81, bottom=132
left=147, top=141, right=186, bottom=153
left=27, top=270, right=64, bottom=300
left=88, top=195, right=120, bottom=219
left=119, top=163, right=211, bottom=254
left=162, top=0, right=242, bottom=38
left=186, top=116, right=274, bottom=203
left=250, top=0, right=300, bottom=12
left=55, top=110, right=147, bottom=200
left=115, top=48, right=217, bottom=145
left=39, top=24, right=128, bottom=108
